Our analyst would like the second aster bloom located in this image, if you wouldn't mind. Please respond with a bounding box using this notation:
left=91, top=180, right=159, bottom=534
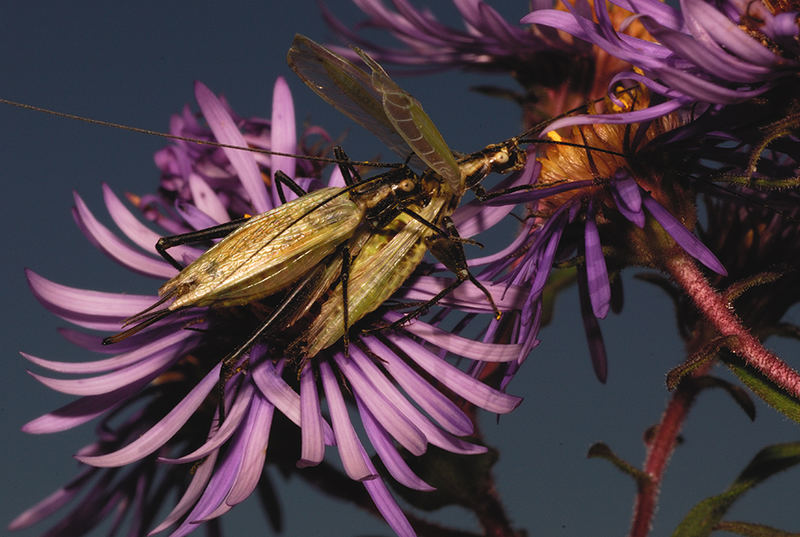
left=524, top=0, right=800, bottom=123
left=15, top=78, right=525, bottom=537
left=481, top=88, right=728, bottom=383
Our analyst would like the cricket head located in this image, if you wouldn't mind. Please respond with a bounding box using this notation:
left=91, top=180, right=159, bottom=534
left=461, top=139, right=528, bottom=190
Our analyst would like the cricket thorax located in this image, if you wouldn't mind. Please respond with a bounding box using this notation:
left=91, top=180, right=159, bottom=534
left=353, top=169, right=430, bottom=229
left=460, top=140, right=527, bottom=189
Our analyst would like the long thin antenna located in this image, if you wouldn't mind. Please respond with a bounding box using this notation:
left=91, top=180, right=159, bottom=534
left=0, top=97, right=404, bottom=170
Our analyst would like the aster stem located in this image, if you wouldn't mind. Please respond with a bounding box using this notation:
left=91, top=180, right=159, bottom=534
left=628, top=364, right=710, bottom=537
left=663, top=252, right=800, bottom=400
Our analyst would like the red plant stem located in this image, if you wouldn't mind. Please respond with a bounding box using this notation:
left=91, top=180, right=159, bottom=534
left=629, top=251, right=800, bottom=536
left=628, top=364, right=709, bottom=537
left=664, top=252, right=800, bottom=399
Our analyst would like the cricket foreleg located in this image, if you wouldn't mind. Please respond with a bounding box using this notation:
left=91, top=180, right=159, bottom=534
left=156, top=217, right=252, bottom=270
left=402, top=208, right=485, bottom=248
left=426, top=217, right=501, bottom=320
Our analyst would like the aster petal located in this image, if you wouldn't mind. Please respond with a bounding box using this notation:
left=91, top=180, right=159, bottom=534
left=334, top=354, right=427, bottom=456
left=320, top=361, right=376, bottom=481
left=22, top=330, right=193, bottom=374
left=26, top=270, right=153, bottom=318
left=611, top=173, right=645, bottom=227
left=400, top=276, right=525, bottom=313
left=356, top=394, right=434, bottom=491
left=187, top=173, right=229, bottom=224
left=270, top=77, right=298, bottom=199
left=25, top=269, right=158, bottom=331
left=298, top=366, right=330, bottom=468
left=8, top=469, right=95, bottom=530
left=22, top=384, right=138, bottom=434
left=388, top=334, right=522, bottom=414
left=351, top=345, right=485, bottom=455
left=643, top=196, right=728, bottom=275
left=578, top=265, right=609, bottom=383
left=73, top=193, right=174, bottom=278
left=28, top=342, right=178, bottom=396
left=158, top=382, right=253, bottom=464
left=193, top=81, right=270, bottom=214
left=359, top=445, right=416, bottom=537
left=385, top=312, right=522, bottom=361
left=173, top=429, right=246, bottom=533
left=149, top=448, right=220, bottom=535
left=364, top=337, right=474, bottom=436
left=76, top=364, right=221, bottom=467
left=103, top=184, right=172, bottom=259
left=584, top=217, right=611, bottom=319
left=224, top=392, right=275, bottom=506
left=681, top=0, right=782, bottom=66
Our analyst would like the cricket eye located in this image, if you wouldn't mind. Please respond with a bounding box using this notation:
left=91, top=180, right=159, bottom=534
left=398, top=179, right=415, bottom=192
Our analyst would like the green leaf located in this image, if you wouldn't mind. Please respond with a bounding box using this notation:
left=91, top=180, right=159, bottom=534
left=692, top=376, right=756, bottom=421
left=721, top=354, right=800, bottom=424
left=666, top=336, right=738, bottom=390
left=587, top=443, right=650, bottom=489
left=714, top=520, right=800, bottom=537
left=672, top=443, right=800, bottom=537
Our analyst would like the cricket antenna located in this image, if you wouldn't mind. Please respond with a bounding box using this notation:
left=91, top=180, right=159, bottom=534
left=0, top=97, right=404, bottom=170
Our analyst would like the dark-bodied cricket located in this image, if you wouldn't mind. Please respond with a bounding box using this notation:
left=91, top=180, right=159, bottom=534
left=99, top=34, right=545, bottom=372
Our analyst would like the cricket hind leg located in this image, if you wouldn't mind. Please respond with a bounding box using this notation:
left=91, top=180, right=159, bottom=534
left=156, top=170, right=310, bottom=270
left=156, top=217, right=252, bottom=270
left=376, top=217, right=502, bottom=331
left=332, top=146, right=362, bottom=186
left=273, top=169, right=309, bottom=204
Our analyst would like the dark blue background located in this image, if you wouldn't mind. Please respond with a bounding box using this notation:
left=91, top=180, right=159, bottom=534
left=1, top=2, right=797, bottom=536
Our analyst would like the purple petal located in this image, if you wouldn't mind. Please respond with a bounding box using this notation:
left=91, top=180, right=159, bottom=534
left=28, top=342, right=178, bottom=396
left=22, top=330, right=192, bottom=374
left=187, top=173, right=229, bottom=223
left=224, top=392, right=275, bottom=505
left=159, top=382, right=253, bottom=464
left=352, top=344, right=485, bottom=454
left=73, top=193, right=173, bottom=278
left=584, top=218, right=611, bottom=319
left=363, top=337, right=474, bottom=436
left=359, top=445, right=416, bottom=537
left=356, top=395, right=434, bottom=491
left=320, top=361, right=375, bottom=481
left=76, top=364, right=221, bottom=467
left=194, top=81, right=270, bottom=214
left=8, top=469, right=95, bottom=530
left=643, top=196, right=728, bottom=275
left=334, top=353, right=427, bottom=456
left=149, top=448, right=220, bottom=534
left=578, top=265, right=609, bottom=383
left=22, top=375, right=154, bottom=434
left=270, top=77, right=298, bottom=200
left=387, top=334, right=522, bottom=414
left=298, top=366, right=328, bottom=467
left=395, top=315, right=522, bottom=361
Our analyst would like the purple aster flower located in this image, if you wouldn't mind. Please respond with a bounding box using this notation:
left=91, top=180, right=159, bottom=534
left=324, top=0, right=557, bottom=71
left=524, top=0, right=800, bottom=126
left=323, top=0, right=643, bottom=123
left=15, top=78, right=526, bottom=537
left=478, top=88, right=729, bottom=383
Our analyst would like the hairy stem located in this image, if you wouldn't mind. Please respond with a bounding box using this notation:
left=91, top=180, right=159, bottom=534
left=664, top=252, right=800, bottom=399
